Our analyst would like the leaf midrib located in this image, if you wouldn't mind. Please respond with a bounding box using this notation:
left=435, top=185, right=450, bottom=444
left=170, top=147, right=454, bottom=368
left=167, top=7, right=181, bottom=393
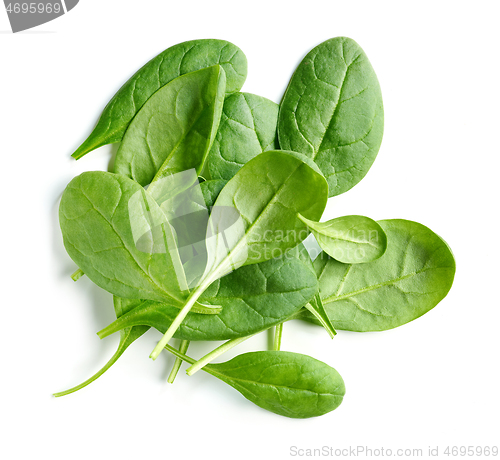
left=313, top=51, right=363, bottom=159
left=322, top=267, right=439, bottom=304
left=146, top=74, right=220, bottom=183
left=206, top=367, right=337, bottom=398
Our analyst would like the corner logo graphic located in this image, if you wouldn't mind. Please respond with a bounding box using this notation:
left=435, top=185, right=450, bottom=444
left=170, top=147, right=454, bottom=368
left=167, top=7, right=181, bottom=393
left=3, top=0, right=78, bottom=33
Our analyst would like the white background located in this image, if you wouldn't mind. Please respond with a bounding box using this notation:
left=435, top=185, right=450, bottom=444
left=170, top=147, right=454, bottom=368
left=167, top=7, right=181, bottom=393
left=1, top=1, right=499, bottom=459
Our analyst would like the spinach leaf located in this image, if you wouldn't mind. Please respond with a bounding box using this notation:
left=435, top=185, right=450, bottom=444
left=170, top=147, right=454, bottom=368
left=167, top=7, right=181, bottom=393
left=278, top=37, right=384, bottom=197
left=150, top=150, right=329, bottom=357
left=298, top=214, right=387, bottom=263
left=98, top=250, right=318, bottom=341
left=203, top=150, right=328, bottom=270
left=301, top=219, right=455, bottom=331
left=208, top=92, right=279, bottom=181
left=114, top=66, right=226, bottom=187
left=166, top=347, right=346, bottom=418
left=72, top=39, right=247, bottom=159
left=59, top=171, right=218, bottom=313
left=54, top=297, right=149, bottom=397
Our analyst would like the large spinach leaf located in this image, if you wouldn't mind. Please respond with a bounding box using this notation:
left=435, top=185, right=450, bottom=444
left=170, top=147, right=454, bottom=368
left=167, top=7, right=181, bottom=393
left=166, top=347, right=346, bottom=418
left=72, top=39, right=247, bottom=159
left=114, top=66, right=226, bottom=187
left=208, top=92, right=279, bottom=181
left=278, top=37, right=384, bottom=197
left=203, top=150, right=328, bottom=271
left=301, top=219, right=455, bottom=331
left=99, top=251, right=318, bottom=341
left=59, top=171, right=216, bottom=313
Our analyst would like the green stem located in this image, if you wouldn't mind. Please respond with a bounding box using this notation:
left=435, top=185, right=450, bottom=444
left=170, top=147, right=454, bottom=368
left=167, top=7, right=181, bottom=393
left=186, top=333, right=256, bottom=376
left=53, top=342, right=123, bottom=397
left=273, top=323, right=283, bottom=351
left=164, top=345, right=225, bottom=383
left=150, top=288, right=204, bottom=360
left=150, top=259, right=228, bottom=360
left=167, top=340, right=190, bottom=384
left=164, top=344, right=196, bottom=365
left=304, top=302, right=337, bottom=338
left=71, top=268, right=84, bottom=281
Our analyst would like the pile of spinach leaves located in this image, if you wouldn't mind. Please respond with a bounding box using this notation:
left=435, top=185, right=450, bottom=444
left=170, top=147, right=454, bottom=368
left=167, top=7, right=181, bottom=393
left=56, top=38, right=455, bottom=419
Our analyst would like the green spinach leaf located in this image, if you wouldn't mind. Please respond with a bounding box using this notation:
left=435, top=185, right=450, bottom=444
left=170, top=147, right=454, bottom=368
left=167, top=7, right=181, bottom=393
left=72, top=39, right=247, bottom=159
left=298, top=214, right=387, bottom=263
left=301, top=219, right=455, bottom=331
left=166, top=347, right=346, bottom=418
left=278, top=37, right=383, bottom=197
left=203, top=150, right=327, bottom=271
left=208, top=92, right=279, bottom=181
left=114, top=66, right=226, bottom=187
left=59, top=171, right=218, bottom=313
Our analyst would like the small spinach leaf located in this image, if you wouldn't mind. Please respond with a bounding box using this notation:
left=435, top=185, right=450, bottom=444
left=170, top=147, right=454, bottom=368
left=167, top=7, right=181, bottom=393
left=114, top=66, right=226, bottom=187
left=98, top=251, right=318, bottom=341
left=298, top=214, right=387, bottom=263
left=72, top=39, right=247, bottom=159
left=208, top=92, right=279, bottom=181
left=166, top=347, right=346, bottom=419
left=302, top=219, right=455, bottom=331
left=278, top=37, right=384, bottom=197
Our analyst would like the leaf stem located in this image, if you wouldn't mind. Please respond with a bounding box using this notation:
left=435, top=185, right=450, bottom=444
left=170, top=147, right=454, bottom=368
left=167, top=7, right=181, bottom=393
left=273, top=323, right=283, bottom=351
left=53, top=344, right=122, bottom=397
left=167, top=340, right=190, bottom=384
left=150, top=293, right=199, bottom=360
left=186, top=333, right=256, bottom=376
left=71, top=269, right=84, bottom=282
left=304, top=301, right=337, bottom=338
left=164, top=344, right=196, bottom=365
left=150, top=261, right=226, bottom=360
